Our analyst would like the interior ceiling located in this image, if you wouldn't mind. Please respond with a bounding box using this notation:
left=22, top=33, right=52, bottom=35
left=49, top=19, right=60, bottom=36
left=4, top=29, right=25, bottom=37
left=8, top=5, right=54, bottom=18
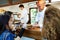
left=0, top=0, right=37, bottom=7
left=0, top=0, right=51, bottom=7
left=0, top=0, right=37, bottom=4
left=20, top=0, right=37, bottom=3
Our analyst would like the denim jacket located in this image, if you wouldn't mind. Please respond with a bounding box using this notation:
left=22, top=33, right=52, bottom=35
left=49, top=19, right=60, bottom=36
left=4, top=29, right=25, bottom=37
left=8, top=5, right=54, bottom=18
left=0, top=30, right=16, bottom=40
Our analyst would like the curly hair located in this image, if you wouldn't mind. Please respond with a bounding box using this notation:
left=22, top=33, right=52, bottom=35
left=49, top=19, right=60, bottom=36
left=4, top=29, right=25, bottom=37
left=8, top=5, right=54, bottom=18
left=42, top=6, right=60, bottom=40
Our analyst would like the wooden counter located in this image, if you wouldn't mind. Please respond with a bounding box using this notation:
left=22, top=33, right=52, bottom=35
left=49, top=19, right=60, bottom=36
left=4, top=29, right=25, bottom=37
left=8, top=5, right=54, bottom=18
left=23, top=27, right=42, bottom=40
left=14, top=23, right=42, bottom=40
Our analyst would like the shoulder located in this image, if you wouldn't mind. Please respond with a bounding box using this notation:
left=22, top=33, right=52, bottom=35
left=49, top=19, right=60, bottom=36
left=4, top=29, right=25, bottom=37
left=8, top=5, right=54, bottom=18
left=23, top=9, right=28, bottom=14
left=2, top=31, right=13, bottom=40
left=6, top=34, right=14, bottom=40
left=23, top=9, right=27, bottom=12
left=5, top=31, right=14, bottom=40
left=0, top=30, right=14, bottom=40
left=3, top=30, right=14, bottom=37
left=3, top=30, right=12, bottom=37
left=23, top=8, right=27, bottom=10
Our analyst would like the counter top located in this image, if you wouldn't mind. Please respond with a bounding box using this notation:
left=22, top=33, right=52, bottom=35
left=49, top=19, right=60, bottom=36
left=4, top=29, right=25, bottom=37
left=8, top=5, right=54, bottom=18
left=23, top=28, right=42, bottom=40
left=15, top=24, right=42, bottom=40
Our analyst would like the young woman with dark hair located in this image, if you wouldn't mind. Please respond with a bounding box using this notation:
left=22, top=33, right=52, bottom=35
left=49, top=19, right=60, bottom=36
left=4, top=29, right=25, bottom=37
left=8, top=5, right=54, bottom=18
left=4, top=11, right=25, bottom=38
left=0, top=11, right=16, bottom=40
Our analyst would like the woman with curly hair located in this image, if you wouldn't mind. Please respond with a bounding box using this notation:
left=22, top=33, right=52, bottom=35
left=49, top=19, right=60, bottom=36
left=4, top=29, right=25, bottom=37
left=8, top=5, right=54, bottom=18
left=42, top=6, right=60, bottom=40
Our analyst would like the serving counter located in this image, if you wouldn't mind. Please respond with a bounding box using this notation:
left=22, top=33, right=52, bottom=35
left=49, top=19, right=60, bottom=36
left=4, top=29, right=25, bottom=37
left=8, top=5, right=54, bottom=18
left=23, top=28, right=42, bottom=40
left=14, top=21, right=42, bottom=40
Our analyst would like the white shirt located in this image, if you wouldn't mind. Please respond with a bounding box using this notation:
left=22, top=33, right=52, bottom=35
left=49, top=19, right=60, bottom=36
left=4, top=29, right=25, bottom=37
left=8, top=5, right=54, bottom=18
left=19, top=8, right=29, bottom=24
left=35, top=7, right=47, bottom=28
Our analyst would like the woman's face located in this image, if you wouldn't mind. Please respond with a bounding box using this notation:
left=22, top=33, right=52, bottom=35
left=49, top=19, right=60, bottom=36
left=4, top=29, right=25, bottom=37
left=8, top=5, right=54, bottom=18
left=8, top=14, right=16, bottom=31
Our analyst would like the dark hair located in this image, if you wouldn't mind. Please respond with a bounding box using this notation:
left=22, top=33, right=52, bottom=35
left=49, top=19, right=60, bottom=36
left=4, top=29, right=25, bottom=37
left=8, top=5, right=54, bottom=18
left=0, top=11, right=13, bottom=35
left=4, top=11, right=13, bottom=25
left=0, top=15, right=5, bottom=35
left=42, top=6, right=60, bottom=40
left=4, top=11, right=13, bottom=17
left=19, top=4, right=24, bottom=8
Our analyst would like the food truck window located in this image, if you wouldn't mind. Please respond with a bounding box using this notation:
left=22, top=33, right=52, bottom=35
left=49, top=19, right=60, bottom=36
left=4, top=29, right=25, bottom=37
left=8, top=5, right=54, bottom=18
left=29, top=7, right=38, bottom=25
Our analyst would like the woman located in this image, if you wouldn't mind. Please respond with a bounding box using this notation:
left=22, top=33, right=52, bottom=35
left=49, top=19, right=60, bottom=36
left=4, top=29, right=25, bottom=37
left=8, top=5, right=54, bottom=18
left=42, top=6, right=60, bottom=40
left=0, top=11, right=16, bottom=40
left=4, top=11, right=16, bottom=31
left=4, top=11, right=25, bottom=38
